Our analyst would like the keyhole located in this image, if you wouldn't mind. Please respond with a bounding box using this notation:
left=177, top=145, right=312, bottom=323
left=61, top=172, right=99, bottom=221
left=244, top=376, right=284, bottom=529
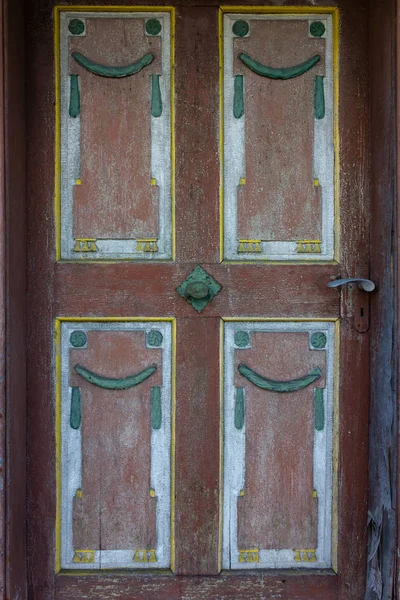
left=360, top=307, right=364, bottom=317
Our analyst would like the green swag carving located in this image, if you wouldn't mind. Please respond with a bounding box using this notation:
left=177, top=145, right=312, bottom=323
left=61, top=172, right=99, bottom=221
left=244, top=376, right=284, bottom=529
left=70, top=387, right=82, bottom=430
left=235, top=388, right=245, bottom=430
left=233, top=75, right=244, bottom=118
left=69, top=74, right=80, bottom=118
left=239, top=52, right=321, bottom=80
left=151, top=386, right=162, bottom=429
left=74, top=363, right=157, bottom=390
left=72, top=51, right=154, bottom=78
left=314, top=388, right=325, bottom=431
left=314, top=75, right=325, bottom=119
left=151, top=74, right=162, bottom=117
left=238, top=364, right=322, bottom=392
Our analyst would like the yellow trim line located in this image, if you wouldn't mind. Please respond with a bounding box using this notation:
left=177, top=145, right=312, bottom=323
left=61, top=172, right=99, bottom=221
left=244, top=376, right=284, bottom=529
left=54, top=316, right=176, bottom=574
left=218, top=7, right=340, bottom=264
left=54, top=6, right=176, bottom=262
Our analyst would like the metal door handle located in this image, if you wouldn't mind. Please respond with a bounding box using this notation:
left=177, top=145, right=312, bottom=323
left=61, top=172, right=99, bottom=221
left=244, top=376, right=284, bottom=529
left=327, top=278, right=376, bottom=292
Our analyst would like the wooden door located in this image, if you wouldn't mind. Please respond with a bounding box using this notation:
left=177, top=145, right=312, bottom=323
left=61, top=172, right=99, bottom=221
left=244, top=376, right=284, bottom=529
left=26, top=2, right=370, bottom=599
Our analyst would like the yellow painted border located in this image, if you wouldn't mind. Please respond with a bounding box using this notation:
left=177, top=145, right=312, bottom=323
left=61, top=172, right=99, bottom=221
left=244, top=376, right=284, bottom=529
left=331, top=317, right=340, bottom=572
left=218, top=7, right=340, bottom=264
left=55, top=8, right=61, bottom=261
left=219, top=8, right=225, bottom=262
left=55, top=316, right=176, bottom=574
left=55, top=318, right=62, bottom=573
left=54, top=6, right=176, bottom=262
left=221, top=316, right=339, bottom=571
left=218, top=318, right=224, bottom=571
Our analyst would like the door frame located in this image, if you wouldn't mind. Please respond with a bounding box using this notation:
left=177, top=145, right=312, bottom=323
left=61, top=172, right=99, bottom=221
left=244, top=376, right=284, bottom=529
left=0, top=0, right=398, bottom=598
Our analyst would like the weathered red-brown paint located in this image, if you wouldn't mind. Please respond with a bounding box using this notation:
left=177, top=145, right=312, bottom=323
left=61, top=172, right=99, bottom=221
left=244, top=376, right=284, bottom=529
left=0, top=2, right=6, bottom=596
left=71, top=18, right=161, bottom=239
left=174, top=317, right=220, bottom=575
left=70, top=331, right=161, bottom=551
left=335, top=1, right=370, bottom=596
left=56, top=572, right=338, bottom=599
left=54, top=262, right=340, bottom=318
left=3, top=0, right=27, bottom=598
left=175, top=6, right=220, bottom=264
left=18, top=1, right=376, bottom=599
left=235, top=332, right=324, bottom=550
left=235, top=19, right=324, bottom=241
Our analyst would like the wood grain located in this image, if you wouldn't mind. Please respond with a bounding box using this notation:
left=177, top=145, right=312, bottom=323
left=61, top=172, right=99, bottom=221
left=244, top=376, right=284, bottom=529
left=4, top=0, right=27, bottom=598
left=23, top=1, right=372, bottom=598
left=335, top=2, right=370, bottom=598
left=174, top=317, right=220, bottom=574
left=367, top=0, right=398, bottom=597
left=0, top=3, right=6, bottom=596
left=54, top=263, right=340, bottom=319
left=175, top=6, right=220, bottom=263
left=56, top=571, right=337, bottom=600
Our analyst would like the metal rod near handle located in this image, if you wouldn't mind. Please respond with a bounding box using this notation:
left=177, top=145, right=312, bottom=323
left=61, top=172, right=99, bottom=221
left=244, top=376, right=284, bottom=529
left=327, top=278, right=376, bottom=292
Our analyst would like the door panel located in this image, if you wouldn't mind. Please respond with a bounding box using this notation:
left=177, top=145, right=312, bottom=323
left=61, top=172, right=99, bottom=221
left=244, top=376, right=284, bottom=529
left=223, top=320, right=336, bottom=570
left=57, top=319, right=173, bottom=570
left=26, top=1, right=370, bottom=598
left=222, top=10, right=336, bottom=261
left=57, top=8, right=173, bottom=260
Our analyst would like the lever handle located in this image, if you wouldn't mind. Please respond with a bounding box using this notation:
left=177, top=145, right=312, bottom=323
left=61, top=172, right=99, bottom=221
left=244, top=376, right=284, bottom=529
left=327, top=278, right=375, bottom=292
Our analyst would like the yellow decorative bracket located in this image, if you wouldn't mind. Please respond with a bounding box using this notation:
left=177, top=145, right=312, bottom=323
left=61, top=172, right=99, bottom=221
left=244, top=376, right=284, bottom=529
left=296, top=240, right=322, bottom=254
left=238, top=240, right=262, bottom=253
left=133, top=549, right=157, bottom=563
left=294, top=549, right=317, bottom=562
left=137, top=239, right=158, bottom=252
left=75, top=488, right=82, bottom=498
left=73, top=238, right=98, bottom=252
left=238, top=549, right=259, bottom=563
left=73, top=549, right=95, bottom=563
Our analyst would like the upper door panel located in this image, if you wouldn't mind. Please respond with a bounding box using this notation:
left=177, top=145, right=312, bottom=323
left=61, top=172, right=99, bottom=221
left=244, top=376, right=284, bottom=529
left=221, top=9, right=337, bottom=262
left=56, top=8, right=174, bottom=261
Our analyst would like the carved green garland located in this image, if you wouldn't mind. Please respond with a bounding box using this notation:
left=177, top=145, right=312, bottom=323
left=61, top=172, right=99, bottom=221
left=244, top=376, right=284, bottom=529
left=74, top=363, right=157, bottom=390
left=72, top=51, right=154, bottom=78
left=235, top=388, right=245, bottom=430
left=70, top=387, right=82, bottom=430
left=239, top=52, right=321, bottom=80
left=314, top=387, right=325, bottom=430
left=69, top=74, right=80, bottom=118
left=151, top=386, right=162, bottom=429
left=314, top=75, right=325, bottom=119
left=151, top=74, right=163, bottom=117
left=238, top=364, right=321, bottom=392
left=233, top=75, right=244, bottom=119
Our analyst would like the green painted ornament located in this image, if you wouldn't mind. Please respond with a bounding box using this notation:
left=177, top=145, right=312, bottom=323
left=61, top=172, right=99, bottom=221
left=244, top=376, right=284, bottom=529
left=311, top=332, right=327, bottom=349
left=235, top=388, right=245, bottom=430
left=234, top=331, right=250, bottom=347
left=176, top=265, right=222, bottom=313
left=146, top=18, right=162, bottom=36
left=233, top=20, right=249, bottom=37
left=69, top=19, right=85, bottom=36
left=70, top=330, right=87, bottom=348
left=147, top=330, right=163, bottom=347
left=70, top=387, right=82, bottom=429
left=310, top=21, right=326, bottom=37
left=314, top=388, right=325, bottom=430
left=151, top=386, right=162, bottom=429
